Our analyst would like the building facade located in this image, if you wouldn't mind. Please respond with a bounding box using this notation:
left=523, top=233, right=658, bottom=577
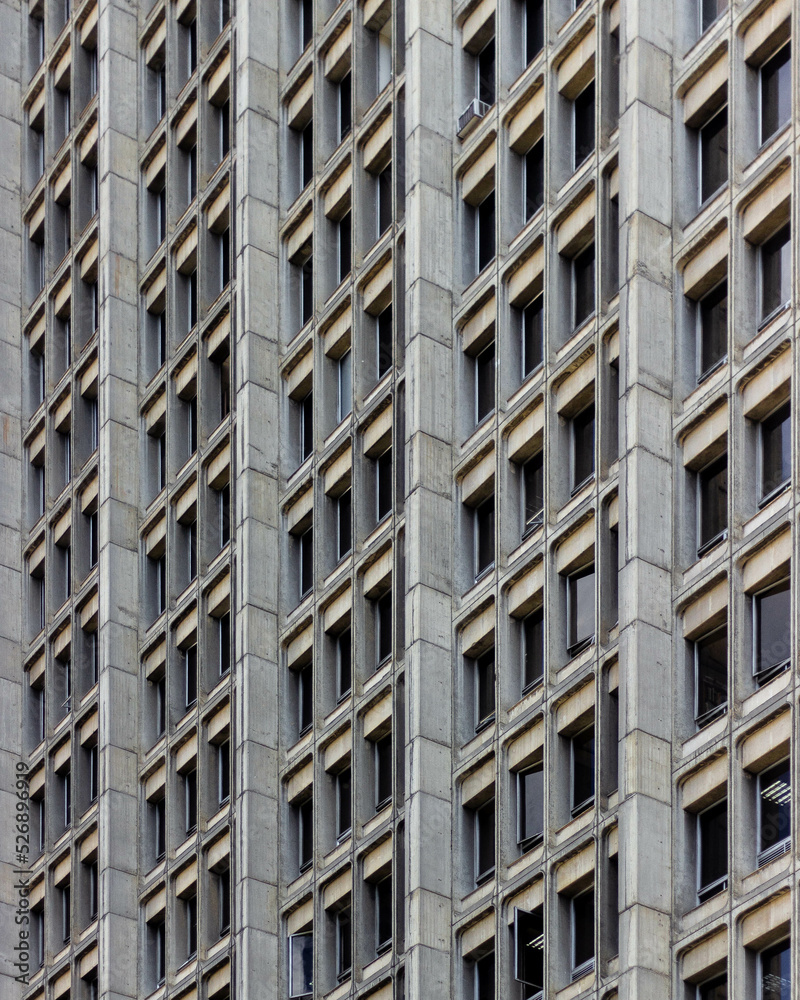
left=0, top=0, right=798, bottom=999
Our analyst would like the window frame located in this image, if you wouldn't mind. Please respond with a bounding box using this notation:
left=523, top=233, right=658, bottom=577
left=696, top=797, right=728, bottom=903
left=474, top=648, right=496, bottom=731
left=757, top=756, right=791, bottom=866
left=693, top=623, right=728, bottom=727
left=570, top=723, right=595, bottom=817
left=697, top=104, right=728, bottom=207
left=375, top=875, right=393, bottom=954
left=695, top=278, right=728, bottom=383
left=375, top=732, right=392, bottom=811
left=336, top=628, right=352, bottom=703
left=570, top=887, right=595, bottom=981
left=572, top=79, right=596, bottom=172
left=696, top=453, right=728, bottom=557
left=757, top=938, right=790, bottom=1000
left=336, top=489, right=352, bottom=561
left=752, top=576, right=791, bottom=684
left=474, top=495, right=496, bottom=580
left=288, top=930, right=314, bottom=998
left=522, top=605, right=545, bottom=693
left=474, top=797, right=496, bottom=884
left=521, top=293, right=544, bottom=380
left=571, top=241, right=596, bottom=330
left=474, top=339, right=496, bottom=425
left=516, top=763, right=544, bottom=850
left=376, top=589, right=393, bottom=667
left=335, top=766, right=352, bottom=843
left=570, top=402, right=595, bottom=494
left=522, top=450, right=544, bottom=536
left=335, top=906, right=352, bottom=983
left=218, top=739, right=231, bottom=806
left=566, top=564, right=595, bottom=657
left=757, top=399, right=791, bottom=506
left=758, top=223, right=791, bottom=327
left=759, top=42, right=791, bottom=147
left=337, top=349, right=352, bottom=424
left=513, top=906, right=544, bottom=998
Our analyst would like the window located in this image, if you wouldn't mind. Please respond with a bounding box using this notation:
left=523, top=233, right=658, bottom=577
left=298, top=661, right=313, bottom=734
left=300, top=122, right=313, bottom=190
left=525, top=140, right=544, bottom=221
left=187, top=144, right=198, bottom=203
left=299, top=526, right=313, bottom=598
left=758, top=758, right=790, bottom=866
left=61, top=884, right=71, bottom=942
left=375, top=733, right=392, bottom=809
left=336, top=907, right=352, bottom=982
left=697, top=798, right=727, bottom=901
left=474, top=496, right=495, bottom=578
left=760, top=44, right=791, bottom=145
left=185, top=768, right=197, bottom=834
left=185, top=893, right=198, bottom=959
left=63, top=768, right=72, bottom=828
left=300, top=254, right=314, bottom=327
left=337, top=212, right=351, bottom=283
left=523, top=452, right=544, bottom=535
left=288, top=931, right=313, bottom=998
left=694, top=625, right=727, bottom=726
left=337, top=491, right=352, bottom=560
left=337, top=350, right=352, bottom=422
left=218, top=867, right=231, bottom=936
left=88, top=744, right=98, bottom=802
left=477, top=38, right=496, bottom=105
left=154, top=796, right=166, bottom=860
left=375, top=877, right=392, bottom=953
left=760, top=401, right=790, bottom=504
left=521, top=295, right=544, bottom=379
left=218, top=612, right=231, bottom=676
left=699, top=107, right=728, bottom=204
left=336, top=767, right=352, bottom=842
left=514, top=908, right=544, bottom=998
left=155, top=675, right=166, bottom=736
left=572, top=242, right=596, bottom=328
left=299, top=0, right=312, bottom=50
left=475, top=341, right=495, bottom=423
left=571, top=725, right=595, bottom=816
left=567, top=565, right=595, bottom=656
left=377, top=19, right=392, bottom=91
left=574, top=82, right=595, bottom=170
left=151, top=916, right=166, bottom=987
left=700, top=0, right=727, bottom=33
left=753, top=577, right=790, bottom=682
left=219, top=482, right=231, bottom=548
left=474, top=649, right=495, bottom=730
left=376, top=590, right=392, bottom=666
left=517, top=764, right=544, bottom=848
left=336, top=629, right=351, bottom=701
left=697, top=280, right=727, bottom=380
left=697, top=454, right=727, bottom=555
left=338, top=73, right=352, bottom=141
left=185, top=646, right=197, bottom=708
left=377, top=448, right=392, bottom=521
left=525, top=0, right=544, bottom=64
left=299, top=391, right=313, bottom=462
left=378, top=164, right=392, bottom=237
left=187, top=519, right=197, bottom=581
left=571, top=403, right=595, bottom=492
left=298, top=796, right=313, bottom=871
left=476, top=191, right=496, bottom=274
left=218, top=739, right=230, bottom=805
left=187, top=394, right=198, bottom=456
left=759, top=940, right=790, bottom=1000
left=760, top=225, right=791, bottom=323
left=522, top=607, right=544, bottom=691
left=474, top=951, right=495, bottom=1000
left=87, top=859, right=98, bottom=921
left=377, top=304, right=393, bottom=378
left=571, top=889, right=595, bottom=980
left=474, top=798, right=495, bottom=883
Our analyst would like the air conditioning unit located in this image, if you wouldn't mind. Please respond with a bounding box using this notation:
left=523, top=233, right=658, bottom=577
left=457, top=98, right=490, bottom=138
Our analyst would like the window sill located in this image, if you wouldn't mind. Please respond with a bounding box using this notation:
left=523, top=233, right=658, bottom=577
left=696, top=529, right=727, bottom=560
left=695, top=702, right=727, bottom=730
left=697, top=354, right=727, bottom=385
left=697, top=875, right=728, bottom=904
left=757, top=301, right=791, bottom=333
left=567, top=635, right=594, bottom=660
left=754, top=659, right=790, bottom=687
left=758, top=480, right=790, bottom=510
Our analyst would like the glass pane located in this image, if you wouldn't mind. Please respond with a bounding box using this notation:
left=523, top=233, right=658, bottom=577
left=698, top=456, right=727, bottom=549
left=525, top=0, right=544, bottom=62
left=523, top=608, right=544, bottom=690
left=476, top=801, right=495, bottom=879
left=377, top=449, right=392, bottom=519
left=515, top=909, right=544, bottom=988
left=572, top=404, right=595, bottom=488
left=760, top=402, right=790, bottom=499
left=761, top=941, right=790, bottom=1000
left=701, top=0, right=727, bottom=32
left=476, top=498, right=495, bottom=575
left=338, top=491, right=352, bottom=558
left=376, top=734, right=392, bottom=807
left=376, top=879, right=392, bottom=948
left=699, top=800, right=727, bottom=890
left=761, top=45, right=791, bottom=143
left=377, top=306, right=393, bottom=377
left=475, top=952, right=495, bottom=1000
left=699, top=281, right=727, bottom=376
left=289, top=933, right=313, bottom=997
left=337, top=769, right=351, bottom=837
left=698, top=974, right=727, bottom=1000
left=525, top=141, right=544, bottom=220
left=478, top=38, right=495, bottom=105
left=299, top=798, right=313, bottom=867
left=477, top=191, right=496, bottom=271
left=338, top=351, right=351, bottom=421
left=573, top=242, right=596, bottom=327
left=572, top=728, right=595, bottom=810
left=695, top=627, right=727, bottom=721
left=523, top=452, right=544, bottom=531
left=761, top=225, right=791, bottom=320
left=572, top=890, right=594, bottom=968
left=568, top=567, right=595, bottom=650
left=337, top=630, right=352, bottom=698
left=574, top=82, right=595, bottom=169
left=759, top=759, right=791, bottom=852
left=476, top=343, right=496, bottom=422
left=755, top=578, right=790, bottom=676
left=700, top=107, right=728, bottom=202
left=522, top=296, right=544, bottom=377
left=476, top=650, right=495, bottom=726
left=518, top=766, right=544, bottom=844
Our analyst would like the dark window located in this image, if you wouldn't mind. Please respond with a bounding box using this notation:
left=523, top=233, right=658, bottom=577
left=760, top=225, right=791, bottom=323
left=299, top=526, right=313, bottom=598
left=187, top=19, right=197, bottom=74
left=301, top=122, right=313, bottom=189
left=477, top=38, right=496, bottom=105
left=697, top=454, right=727, bottom=555
left=300, top=391, right=313, bottom=462
left=475, top=496, right=495, bottom=578
left=219, top=482, right=231, bottom=547
left=89, top=744, right=98, bottom=802
left=63, top=770, right=72, bottom=827
left=336, top=908, right=352, bottom=982
left=218, top=353, right=231, bottom=420
left=89, top=510, right=99, bottom=567
left=514, top=908, right=544, bottom=995
left=185, top=646, right=197, bottom=707
left=753, top=578, right=790, bottom=682
left=300, top=0, right=312, bottom=49
left=375, top=733, right=392, bottom=809
left=697, top=799, right=727, bottom=901
left=338, top=73, right=352, bottom=140
left=694, top=625, right=727, bottom=726
left=185, top=768, right=197, bottom=834
left=88, top=860, right=98, bottom=921
left=298, top=796, right=313, bottom=871
left=475, top=798, right=495, bottom=883
left=61, top=885, right=71, bottom=942
left=337, top=490, right=352, bottom=560
left=572, top=889, right=595, bottom=978
left=154, top=796, right=166, bottom=860
left=336, top=767, right=352, bottom=841
left=336, top=628, right=351, bottom=701
left=517, top=764, right=544, bottom=848
left=153, top=918, right=166, bottom=986
left=699, top=107, right=728, bottom=204
left=301, top=255, right=313, bottom=326
left=701, top=0, right=727, bottom=33
left=298, top=662, right=313, bottom=734
left=337, top=350, right=351, bottom=422
left=378, top=164, right=392, bottom=236
left=338, top=212, right=351, bottom=283
left=567, top=565, right=595, bottom=656
left=377, top=305, right=393, bottom=378
left=188, top=145, right=198, bottom=202
left=760, top=401, right=790, bottom=503
left=525, top=0, right=544, bottom=63
left=475, top=649, right=495, bottom=730
left=186, top=893, right=197, bottom=958
left=758, top=759, right=791, bottom=865
left=289, top=931, right=313, bottom=998
left=573, top=242, right=596, bottom=328
left=218, top=611, right=231, bottom=676
left=522, top=607, right=544, bottom=691
left=525, top=140, right=544, bottom=221
left=697, top=280, right=728, bottom=380
left=760, top=44, right=791, bottom=144
left=188, top=519, right=197, bottom=581
left=156, top=675, right=166, bottom=735
left=376, top=877, right=392, bottom=953
left=218, top=739, right=230, bottom=804
left=475, top=341, right=495, bottom=423
left=574, top=81, right=595, bottom=170
left=571, top=403, right=595, bottom=492
left=474, top=951, right=495, bottom=1000
left=477, top=191, right=496, bottom=273
left=218, top=868, right=231, bottom=935
left=571, top=725, right=595, bottom=816
left=220, top=100, right=230, bottom=158
left=523, top=452, right=544, bottom=534
left=377, top=448, right=392, bottom=521
left=760, top=940, right=790, bottom=1000
left=376, top=590, right=392, bottom=665
left=522, top=295, right=544, bottom=378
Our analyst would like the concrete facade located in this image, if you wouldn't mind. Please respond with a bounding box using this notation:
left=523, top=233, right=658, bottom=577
left=2, top=0, right=799, bottom=999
